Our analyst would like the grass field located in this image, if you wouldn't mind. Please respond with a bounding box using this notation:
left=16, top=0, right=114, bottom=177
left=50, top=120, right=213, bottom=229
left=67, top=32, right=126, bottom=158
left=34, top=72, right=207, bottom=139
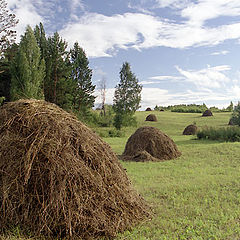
left=2, top=110, right=240, bottom=240
left=102, top=111, right=240, bottom=240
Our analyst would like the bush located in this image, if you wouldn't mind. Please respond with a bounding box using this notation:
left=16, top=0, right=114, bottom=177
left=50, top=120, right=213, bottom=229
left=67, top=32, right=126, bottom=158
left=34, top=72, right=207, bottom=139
left=197, top=126, right=240, bottom=142
left=97, top=128, right=125, bottom=138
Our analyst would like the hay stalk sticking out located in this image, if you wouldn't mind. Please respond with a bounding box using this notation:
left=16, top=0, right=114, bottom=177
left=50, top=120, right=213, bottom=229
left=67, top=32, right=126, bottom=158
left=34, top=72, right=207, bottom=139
left=0, top=99, right=150, bottom=239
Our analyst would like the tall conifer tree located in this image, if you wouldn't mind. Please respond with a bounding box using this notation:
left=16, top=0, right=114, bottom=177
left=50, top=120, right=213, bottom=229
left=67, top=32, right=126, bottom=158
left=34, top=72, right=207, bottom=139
left=70, top=42, right=95, bottom=113
left=10, top=25, right=45, bottom=100
left=44, top=32, right=71, bottom=107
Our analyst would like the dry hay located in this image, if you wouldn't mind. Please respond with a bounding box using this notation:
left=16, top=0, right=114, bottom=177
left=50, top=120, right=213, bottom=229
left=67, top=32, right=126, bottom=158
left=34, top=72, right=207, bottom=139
left=145, top=114, right=157, bottom=122
left=121, top=126, right=181, bottom=162
left=202, top=109, right=213, bottom=117
left=145, top=107, right=152, bottom=111
left=183, top=124, right=197, bottom=135
left=0, top=99, right=150, bottom=239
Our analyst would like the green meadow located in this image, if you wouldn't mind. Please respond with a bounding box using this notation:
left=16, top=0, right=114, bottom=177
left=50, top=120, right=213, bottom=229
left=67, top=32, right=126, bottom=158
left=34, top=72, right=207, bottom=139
left=2, top=110, right=240, bottom=240
left=102, top=111, right=240, bottom=240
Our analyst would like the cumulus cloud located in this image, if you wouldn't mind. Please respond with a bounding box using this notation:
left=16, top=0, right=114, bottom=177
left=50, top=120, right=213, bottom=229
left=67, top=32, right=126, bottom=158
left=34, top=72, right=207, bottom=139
left=181, top=0, right=240, bottom=26
left=176, top=65, right=231, bottom=89
left=7, top=0, right=44, bottom=39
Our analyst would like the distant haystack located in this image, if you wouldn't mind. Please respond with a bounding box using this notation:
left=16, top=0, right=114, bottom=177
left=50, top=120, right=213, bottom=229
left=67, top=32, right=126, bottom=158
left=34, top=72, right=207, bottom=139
left=121, top=126, right=181, bottom=162
left=146, top=114, right=157, bottom=122
left=183, top=124, right=197, bottom=135
left=202, top=109, right=213, bottom=117
left=160, top=109, right=164, bottom=112
left=145, top=107, right=152, bottom=111
left=0, top=99, right=150, bottom=239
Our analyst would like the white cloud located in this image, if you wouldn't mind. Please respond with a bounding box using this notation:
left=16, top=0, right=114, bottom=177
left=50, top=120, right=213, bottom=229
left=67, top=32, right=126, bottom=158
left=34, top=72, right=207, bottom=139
left=149, top=75, right=184, bottom=81
left=7, top=0, right=44, bottom=39
left=59, top=11, right=240, bottom=57
left=181, top=0, right=240, bottom=27
left=211, top=50, right=229, bottom=56
left=176, top=65, right=231, bottom=89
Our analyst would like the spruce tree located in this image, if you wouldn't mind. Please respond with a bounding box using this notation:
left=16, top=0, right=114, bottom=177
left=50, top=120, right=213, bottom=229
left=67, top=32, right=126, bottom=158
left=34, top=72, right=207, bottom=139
left=44, top=32, right=71, bottom=108
left=113, top=62, right=142, bottom=130
left=70, top=42, right=95, bottom=113
left=10, top=25, right=45, bottom=100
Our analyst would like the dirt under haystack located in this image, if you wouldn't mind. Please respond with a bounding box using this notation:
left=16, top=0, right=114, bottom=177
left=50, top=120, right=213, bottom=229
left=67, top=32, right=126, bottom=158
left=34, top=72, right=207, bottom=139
left=121, top=126, right=181, bottom=162
left=0, top=99, right=150, bottom=239
left=202, top=109, right=213, bottom=117
left=145, top=114, right=157, bottom=122
left=183, top=124, right=197, bottom=135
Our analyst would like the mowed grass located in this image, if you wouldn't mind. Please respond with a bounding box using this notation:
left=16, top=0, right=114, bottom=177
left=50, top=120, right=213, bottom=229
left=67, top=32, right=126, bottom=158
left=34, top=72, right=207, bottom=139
left=103, top=111, right=240, bottom=240
left=2, top=111, right=240, bottom=240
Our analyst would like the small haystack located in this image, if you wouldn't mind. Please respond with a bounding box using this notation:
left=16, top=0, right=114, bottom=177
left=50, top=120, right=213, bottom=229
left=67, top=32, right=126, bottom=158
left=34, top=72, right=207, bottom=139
left=183, top=124, right=197, bottom=135
left=0, top=99, right=150, bottom=239
left=160, top=109, right=164, bottom=112
left=121, top=126, right=181, bottom=162
left=202, top=109, right=213, bottom=117
left=145, top=107, right=152, bottom=111
left=146, top=114, right=157, bottom=122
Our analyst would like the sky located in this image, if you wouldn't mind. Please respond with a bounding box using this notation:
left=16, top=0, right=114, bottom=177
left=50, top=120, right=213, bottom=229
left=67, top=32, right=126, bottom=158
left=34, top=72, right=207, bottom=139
left=6, top=0, right=240, bottom=110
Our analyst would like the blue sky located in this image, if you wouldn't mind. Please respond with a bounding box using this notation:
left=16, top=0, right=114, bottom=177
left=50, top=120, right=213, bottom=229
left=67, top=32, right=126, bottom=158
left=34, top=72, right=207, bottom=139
left=7, top=0, right=240, bottom=109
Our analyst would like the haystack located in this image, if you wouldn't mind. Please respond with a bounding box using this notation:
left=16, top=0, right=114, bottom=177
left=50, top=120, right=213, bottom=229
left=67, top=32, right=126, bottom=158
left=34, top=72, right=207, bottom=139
left=202, top=109, right=213, bottom=117
left=145, top=114, right=157, bottom=122
left=183, top=124, right=197, bottom=135
left=145, top=107, right=152, bottom=111
left=0, top=99, right=150, bottom=239
left=121, top=126, right=181, bottom=162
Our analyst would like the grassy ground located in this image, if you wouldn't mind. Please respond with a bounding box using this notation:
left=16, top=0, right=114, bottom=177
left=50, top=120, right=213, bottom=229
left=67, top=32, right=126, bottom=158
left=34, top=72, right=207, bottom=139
left=3, top=110, right=240, bottom=240
left=103, top=111, right=240, bottom=240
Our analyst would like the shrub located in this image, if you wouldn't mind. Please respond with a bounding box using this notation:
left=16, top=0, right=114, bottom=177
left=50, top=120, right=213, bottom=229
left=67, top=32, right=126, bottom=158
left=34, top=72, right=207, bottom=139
left=197, top=126, right=240, bottom=142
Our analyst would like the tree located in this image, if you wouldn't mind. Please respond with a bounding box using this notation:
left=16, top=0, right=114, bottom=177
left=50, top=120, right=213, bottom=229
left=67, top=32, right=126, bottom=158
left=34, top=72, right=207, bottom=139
left=70, top=42, right=95, bottom=113
left=0, top=43, right=18, bottom=101
left=0, top=0, right=18, bottom=54
left=227, top=101, right=234, bottom=112
left=230, top=102, right=240, bottom=125
left=44, top=32, right=71, bottom=107
left=113, top=62, right=142, bottom=130
left=10, top=25, right=45, bottom=100
left=34, top=22, right=48, bottom=61
left=98, top=76, right=107, bottom=116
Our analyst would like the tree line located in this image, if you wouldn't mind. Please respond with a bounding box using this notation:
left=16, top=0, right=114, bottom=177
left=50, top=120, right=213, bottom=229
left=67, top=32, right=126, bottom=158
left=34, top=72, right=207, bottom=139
left=0, top=23, right=96, bottom=115
left=0, top=4, right=142, bottom=130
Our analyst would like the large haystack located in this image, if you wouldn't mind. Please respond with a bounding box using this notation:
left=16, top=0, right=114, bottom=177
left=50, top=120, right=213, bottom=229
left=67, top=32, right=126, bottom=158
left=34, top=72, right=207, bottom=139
left=183, top=124, right=197, bottom=135
left=202, top=109, right=213, bottom=117
left=145, top=114, right=157, bottom=122
left=121, top=126, right=181, bottom=162
left=145, top=107, right=152, bottom=111
left=0, top=99, right=150, bottom=239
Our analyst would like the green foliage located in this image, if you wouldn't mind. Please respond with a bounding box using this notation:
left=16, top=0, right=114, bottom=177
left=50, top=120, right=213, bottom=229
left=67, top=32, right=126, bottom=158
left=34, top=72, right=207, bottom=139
left=97, top=128, right=125, bottom=138
left=229, top=102, right=240, bottom=126
left=44, top=32, right=71, bottom=107
left=113, top=62, right=142, bottom=129
left=197, top=126, right=240, bottom=142
left=97, top=105, right=114, bottom=127
left=154, top=103, right=232, bottom=113
left=69, top=42, right=95, bottom=113
left=10, top=25, right=45, bottom=100
left=0, top=96, right=5, bottom=105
